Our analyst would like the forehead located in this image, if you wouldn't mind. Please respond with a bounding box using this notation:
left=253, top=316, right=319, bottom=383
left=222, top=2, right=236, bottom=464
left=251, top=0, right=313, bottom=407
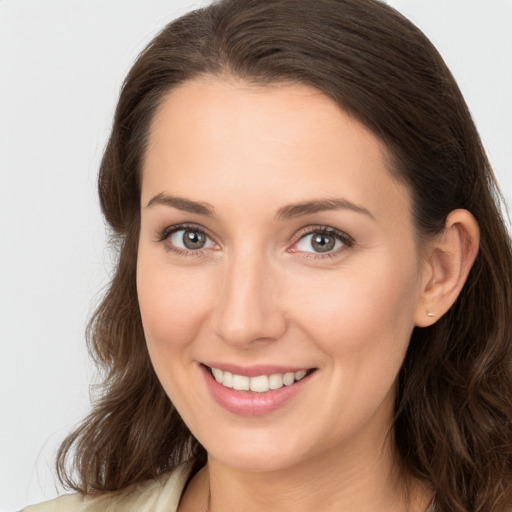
left=142, top=77, right=412, bottom=227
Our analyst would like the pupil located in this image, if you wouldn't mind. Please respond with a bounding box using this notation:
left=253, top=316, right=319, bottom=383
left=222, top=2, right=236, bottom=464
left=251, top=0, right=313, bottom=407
left=183, top=230, right=206, bottom=250
left=311, top=233, right=335, bottom=252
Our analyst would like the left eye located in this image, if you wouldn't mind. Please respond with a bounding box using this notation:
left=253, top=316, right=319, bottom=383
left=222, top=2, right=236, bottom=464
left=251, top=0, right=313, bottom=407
left=295, top=231, right=344, bottom=253
left=169, top=229, right=215, bottom=251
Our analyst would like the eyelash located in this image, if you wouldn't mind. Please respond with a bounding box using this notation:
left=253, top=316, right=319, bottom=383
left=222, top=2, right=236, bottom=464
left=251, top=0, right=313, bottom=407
left=156, top=223, right=354, bottom=259
left=290, top=226, right=354, bottom=259
left=156, top=223, right=215, bottom=257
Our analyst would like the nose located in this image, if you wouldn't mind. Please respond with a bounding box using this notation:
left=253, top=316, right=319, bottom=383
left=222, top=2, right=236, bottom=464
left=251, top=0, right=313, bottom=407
left=212, top=252, right=287, bottom=348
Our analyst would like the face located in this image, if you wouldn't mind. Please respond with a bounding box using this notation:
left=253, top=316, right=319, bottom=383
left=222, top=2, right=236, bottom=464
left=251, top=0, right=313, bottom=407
left=137, top=78, right=428, bottom=473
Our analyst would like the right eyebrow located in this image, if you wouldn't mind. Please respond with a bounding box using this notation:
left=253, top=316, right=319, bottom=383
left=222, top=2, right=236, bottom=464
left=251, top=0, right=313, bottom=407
left=145, top=193, right=216, bottom=217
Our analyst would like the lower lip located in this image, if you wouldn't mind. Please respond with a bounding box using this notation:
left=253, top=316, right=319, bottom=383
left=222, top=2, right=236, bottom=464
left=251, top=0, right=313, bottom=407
left=201, top=365, right=313, bottom=416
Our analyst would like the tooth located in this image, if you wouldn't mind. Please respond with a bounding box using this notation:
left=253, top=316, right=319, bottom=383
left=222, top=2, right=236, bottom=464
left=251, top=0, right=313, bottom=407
left=212, top=367, right=223, bottom=383
left=250, top=375, right=269, bottom=393
left=283, top=372, right=295, bottom=386
left=213, top=368, right=309, bottom=392
left=223, top=371, right=234, bottom=388
left=295, top=370, right=307, bottom=381
left=233, top=374, right=250, bottom=391
left=269, top=374, right=284, bottom=390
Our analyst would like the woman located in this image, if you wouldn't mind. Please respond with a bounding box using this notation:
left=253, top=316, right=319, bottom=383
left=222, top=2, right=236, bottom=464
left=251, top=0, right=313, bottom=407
left=23, top=0, right=512, bottom=511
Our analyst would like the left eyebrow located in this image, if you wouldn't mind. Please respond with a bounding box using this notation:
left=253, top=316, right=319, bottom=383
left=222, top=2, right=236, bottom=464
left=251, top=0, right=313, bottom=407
left=275, top=198, right=375, bottom=221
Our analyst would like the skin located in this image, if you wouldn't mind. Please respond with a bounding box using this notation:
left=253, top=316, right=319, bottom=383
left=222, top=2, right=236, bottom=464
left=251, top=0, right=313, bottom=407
left=137, top=78, right=479, bottom=512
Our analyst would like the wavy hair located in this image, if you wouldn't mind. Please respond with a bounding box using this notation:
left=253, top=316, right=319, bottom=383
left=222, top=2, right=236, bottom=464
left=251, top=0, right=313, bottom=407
left=57, top=1, right=512, bottom=510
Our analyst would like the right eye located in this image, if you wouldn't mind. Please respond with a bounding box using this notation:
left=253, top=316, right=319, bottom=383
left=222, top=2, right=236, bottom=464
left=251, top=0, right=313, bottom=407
left=168, top=228, right=216, bottom=251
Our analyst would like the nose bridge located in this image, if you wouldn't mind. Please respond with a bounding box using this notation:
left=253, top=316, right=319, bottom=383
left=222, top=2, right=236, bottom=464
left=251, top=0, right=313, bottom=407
left=213, top=247, right=285, bottom=347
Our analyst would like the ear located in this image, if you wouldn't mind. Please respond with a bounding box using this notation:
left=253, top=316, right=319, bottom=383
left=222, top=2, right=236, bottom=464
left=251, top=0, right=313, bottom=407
left=414, top=209, right=480, bottom=327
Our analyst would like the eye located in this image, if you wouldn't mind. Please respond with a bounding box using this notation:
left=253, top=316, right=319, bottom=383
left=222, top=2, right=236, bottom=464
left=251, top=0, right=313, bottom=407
left=168, top=228, right=215, bottom=251
left=292, top=228, right=352, bottom=255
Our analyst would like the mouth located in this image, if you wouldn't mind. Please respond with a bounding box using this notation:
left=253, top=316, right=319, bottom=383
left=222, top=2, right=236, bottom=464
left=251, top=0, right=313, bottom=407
left=203, top=364, right=316, bottom=393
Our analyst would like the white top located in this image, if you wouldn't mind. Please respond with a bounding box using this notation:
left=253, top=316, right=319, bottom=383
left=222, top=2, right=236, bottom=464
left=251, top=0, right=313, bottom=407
left=21, top=464, right=191, bottom=512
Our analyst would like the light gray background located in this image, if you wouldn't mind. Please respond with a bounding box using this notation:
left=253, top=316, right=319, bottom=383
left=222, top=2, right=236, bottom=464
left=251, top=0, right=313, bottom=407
left=1, top=1, right=511, bottom=510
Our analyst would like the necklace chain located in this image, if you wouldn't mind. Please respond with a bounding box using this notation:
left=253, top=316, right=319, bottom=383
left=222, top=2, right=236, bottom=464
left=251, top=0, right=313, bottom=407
left=204, top=480, right=211, bottom=512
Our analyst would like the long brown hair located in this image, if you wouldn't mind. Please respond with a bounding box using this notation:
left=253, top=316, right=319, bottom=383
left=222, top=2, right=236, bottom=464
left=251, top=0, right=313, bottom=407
left=57, top=1, right=512, bottom=510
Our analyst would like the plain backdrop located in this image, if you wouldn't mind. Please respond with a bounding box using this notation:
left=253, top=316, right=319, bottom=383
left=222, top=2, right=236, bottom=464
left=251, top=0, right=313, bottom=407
left=1, top=1, right=511, bottom=510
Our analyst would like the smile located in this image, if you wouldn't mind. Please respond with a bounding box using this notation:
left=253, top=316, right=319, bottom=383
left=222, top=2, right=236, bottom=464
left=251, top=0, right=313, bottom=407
left=201, top=363, right=316, bottom=415
left=209, top=366, right=309, bottom=393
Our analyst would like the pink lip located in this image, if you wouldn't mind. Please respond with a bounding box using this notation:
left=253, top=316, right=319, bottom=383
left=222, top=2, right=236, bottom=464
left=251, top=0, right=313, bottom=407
left=200, top=364, right=315, bottom=416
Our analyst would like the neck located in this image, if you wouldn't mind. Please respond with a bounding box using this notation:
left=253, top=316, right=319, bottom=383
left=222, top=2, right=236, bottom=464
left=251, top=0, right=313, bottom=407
left=182, top=433, right=431, bottom=512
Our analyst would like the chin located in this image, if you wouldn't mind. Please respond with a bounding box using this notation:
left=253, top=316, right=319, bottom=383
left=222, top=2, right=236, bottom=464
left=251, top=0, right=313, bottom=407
left=199, top=426, right=315, bottom=473
left=209, top=446, right=302, bottom=473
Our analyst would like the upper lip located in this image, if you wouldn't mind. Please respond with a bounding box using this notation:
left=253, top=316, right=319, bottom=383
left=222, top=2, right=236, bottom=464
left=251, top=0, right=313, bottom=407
left=201, top=362, right=315, bottom=377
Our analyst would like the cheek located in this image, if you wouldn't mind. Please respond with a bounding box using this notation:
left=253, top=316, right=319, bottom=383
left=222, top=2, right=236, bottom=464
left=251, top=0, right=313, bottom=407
left=136, top=256, right=214, bottom=351
left=289, top=257, right=420, bottom=361
left=136, top=254, right=217, bottom=407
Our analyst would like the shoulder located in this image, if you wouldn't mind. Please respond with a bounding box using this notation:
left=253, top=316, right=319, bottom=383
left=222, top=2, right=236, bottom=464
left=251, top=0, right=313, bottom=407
left=21, top=463, right=193, bottom=512
left=21, top=494, right=83, bottom=512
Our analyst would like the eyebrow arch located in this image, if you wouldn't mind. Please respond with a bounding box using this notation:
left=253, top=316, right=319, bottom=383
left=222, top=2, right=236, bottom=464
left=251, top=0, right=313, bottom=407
left=146, top=193, right=216, bottom=217
left=276, top=198, right=374, bottom=221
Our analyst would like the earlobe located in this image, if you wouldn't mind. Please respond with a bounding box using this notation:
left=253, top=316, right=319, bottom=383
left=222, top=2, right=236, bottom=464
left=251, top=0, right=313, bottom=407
left=415, top=209, right=480, bottom=327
